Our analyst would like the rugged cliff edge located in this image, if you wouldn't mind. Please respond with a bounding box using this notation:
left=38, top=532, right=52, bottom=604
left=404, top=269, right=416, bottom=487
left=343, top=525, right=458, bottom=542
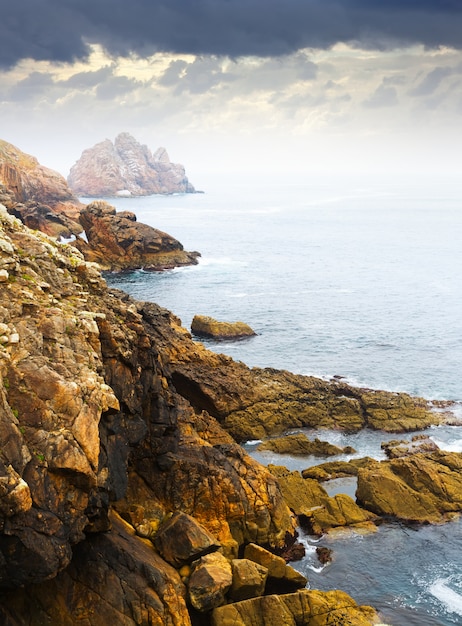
left=0, top=139, right=83, bottom=238
left=68, top=133, right=196, bottom=197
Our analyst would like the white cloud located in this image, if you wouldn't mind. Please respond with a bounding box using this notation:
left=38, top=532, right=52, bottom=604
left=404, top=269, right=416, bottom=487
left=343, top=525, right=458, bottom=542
left=1, top=43, right=462, bottom=182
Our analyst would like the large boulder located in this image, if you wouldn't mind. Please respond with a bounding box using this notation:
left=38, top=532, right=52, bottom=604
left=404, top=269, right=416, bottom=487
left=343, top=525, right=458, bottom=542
left=191, top=315, right=256, bottom=340
left=154, top=512, right=221, bottom=568
left=0, top=139, right=83, bottom=237
left=67, top=132, right=196, bottom=197
left=73, top=200, right=200, bottom=270
left=229, top=558, right=268, bottom=602
left=356, top=451, right=462, bottom=523
left=188, top=552, right=233, bottom=612
left=211, top=589, right=380, bottom=626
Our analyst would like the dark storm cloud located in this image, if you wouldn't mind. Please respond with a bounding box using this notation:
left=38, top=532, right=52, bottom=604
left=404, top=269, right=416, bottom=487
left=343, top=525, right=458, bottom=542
left=2, top=1, right=462, bottom=69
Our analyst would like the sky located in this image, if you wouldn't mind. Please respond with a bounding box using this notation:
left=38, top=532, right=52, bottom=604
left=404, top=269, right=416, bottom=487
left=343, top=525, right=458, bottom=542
left=1, top=1, right=462, bottom=187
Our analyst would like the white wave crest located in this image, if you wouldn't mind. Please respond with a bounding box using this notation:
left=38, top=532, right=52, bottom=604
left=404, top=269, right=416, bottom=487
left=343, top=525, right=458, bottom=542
left=429, top=578, right=462, bottom=616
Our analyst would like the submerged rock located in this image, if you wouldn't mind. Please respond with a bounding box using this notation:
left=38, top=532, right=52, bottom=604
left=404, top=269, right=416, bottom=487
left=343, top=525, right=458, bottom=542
left=191, top=315, right=256, bottom=340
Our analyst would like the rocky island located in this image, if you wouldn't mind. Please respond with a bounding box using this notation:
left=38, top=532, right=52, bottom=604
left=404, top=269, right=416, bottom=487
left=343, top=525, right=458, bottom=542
left=67, top=132, right=196, bottom=197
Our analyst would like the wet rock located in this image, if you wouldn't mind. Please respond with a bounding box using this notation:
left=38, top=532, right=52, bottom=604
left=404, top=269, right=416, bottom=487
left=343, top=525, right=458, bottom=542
left=257, top=433, right=356, bottom=456
left=154, top=512, right=221, bottom=568
left=191, top=315, right=256, bottom=340
left=316, top=546, right=333, bottom=565
left=381, top=434, right=439, bottom=459
left=211, top=589, right=380, bottom=626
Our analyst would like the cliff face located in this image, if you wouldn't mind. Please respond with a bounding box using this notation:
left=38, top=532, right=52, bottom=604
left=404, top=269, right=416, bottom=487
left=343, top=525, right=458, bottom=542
left=0, top=206, right=294, bottom=624
left=0, top=139, right=83, bottom=238
left=68, top=133, right=196, bottom=197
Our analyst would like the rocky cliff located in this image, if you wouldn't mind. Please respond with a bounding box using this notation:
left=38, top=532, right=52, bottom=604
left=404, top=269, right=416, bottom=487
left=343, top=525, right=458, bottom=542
left=0, top=205, right=455, bottom=624
left=68, top=133, right=196, bottom=197
left=0, top=139, right=83, bottom=238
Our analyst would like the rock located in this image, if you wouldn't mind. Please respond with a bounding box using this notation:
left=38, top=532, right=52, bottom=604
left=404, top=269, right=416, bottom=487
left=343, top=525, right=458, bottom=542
left=301, top=457, right=375, bottom=481
left=0, top=139, right=83, bottom=238
left=0, top=210, right=296, bottom=596
left=73, top=200, right=200, bottom=271
left=188, top=552, right=232, bottom=612
left=229, top=558, right=268, bottom=601
left=243, top=543, right=287, bottom=578
left=269, top=465, right=377, bottom=536
left=0, top=512, right=192, bottom=626
left=67, top=133, right=196, bottom=197
left=316, top=546, right=333, bottom=565
left=191, top=315, right=256, bottom=340
left=356, top=451, right=462, bottom=523
left=257, top=433, right=356, bottom=456
left=243, top=543, right=308, bottom=592
left=381, top=434, right=439, bottom=458
left=154, top=512, right=221, bottom=568
left=211, top=589, right=380, bottom=626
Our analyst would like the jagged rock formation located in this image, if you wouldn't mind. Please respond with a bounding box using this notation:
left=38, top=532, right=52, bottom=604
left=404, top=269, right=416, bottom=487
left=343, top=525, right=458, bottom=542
left=68, top=133, right=196, bottom=197
left=191, top=315, right=256, bottom=340
left=269, top=466, right=377, bottom=536
left=356, top=451, right=462, bottom=523
left=0, top=139, right=83, bottom=238
left=73, top=200, right=200, bottom=271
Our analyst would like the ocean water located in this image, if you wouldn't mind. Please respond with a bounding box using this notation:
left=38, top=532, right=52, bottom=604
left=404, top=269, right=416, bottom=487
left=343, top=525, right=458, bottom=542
left=100, top=174, right=462, bottom=625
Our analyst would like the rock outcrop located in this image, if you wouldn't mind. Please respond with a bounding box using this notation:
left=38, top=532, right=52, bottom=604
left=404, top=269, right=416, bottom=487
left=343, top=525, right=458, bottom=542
left=211, top=589, right=380, bottom=626
left=0, top=139, right=83, bottom=238
left=141, top=315, right=448, bottom=442
left=73, top=200, right=200, bottom=270
left=356, top=451, right=462, bottom=523
left=68, top=133, right=196, bottom=197
left=191, top=315, right=256, bottom=340
left=257, top=433, right=355, bottom=457
left=269, top=465, right=377, bottom=536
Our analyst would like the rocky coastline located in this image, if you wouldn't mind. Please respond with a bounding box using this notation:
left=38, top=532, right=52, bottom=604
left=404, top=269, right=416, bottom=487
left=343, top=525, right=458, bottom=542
left=0, top=139, right=461, bottom=625
left=0, top=203, right=460, bottom=624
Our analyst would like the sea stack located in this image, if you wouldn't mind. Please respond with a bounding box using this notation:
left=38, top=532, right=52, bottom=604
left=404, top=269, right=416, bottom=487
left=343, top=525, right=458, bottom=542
left=67, top=132, right=196, bottom=197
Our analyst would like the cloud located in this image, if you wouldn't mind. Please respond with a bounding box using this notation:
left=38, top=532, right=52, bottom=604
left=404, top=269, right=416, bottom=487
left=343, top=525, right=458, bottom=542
left=2, top=1, right=462, bottom=69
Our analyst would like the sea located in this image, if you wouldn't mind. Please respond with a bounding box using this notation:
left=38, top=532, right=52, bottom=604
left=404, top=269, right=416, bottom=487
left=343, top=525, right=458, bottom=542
left=95, top=173, right=462, bottom=626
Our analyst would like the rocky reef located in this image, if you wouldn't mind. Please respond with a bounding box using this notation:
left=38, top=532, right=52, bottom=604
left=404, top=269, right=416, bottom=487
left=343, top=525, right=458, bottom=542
left=0, top=139, right=83, bottom=238
left=68, top=132, right=196, bottom=197
left=0, top=206, right=388, bottom=624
